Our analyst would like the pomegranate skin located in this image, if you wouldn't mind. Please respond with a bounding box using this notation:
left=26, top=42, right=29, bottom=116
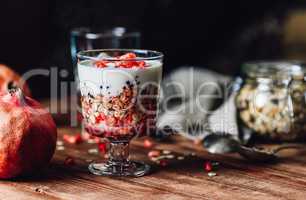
left=0, top=90, right=57, bottom=179
left=0, top=64, right=31, bottom=96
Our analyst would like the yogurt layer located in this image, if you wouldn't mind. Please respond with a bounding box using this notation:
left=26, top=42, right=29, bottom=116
left=78, top=60, right=162, bottom=97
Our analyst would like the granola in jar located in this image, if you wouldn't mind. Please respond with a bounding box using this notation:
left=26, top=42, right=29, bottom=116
left=236, top=62, right=306, bottom=141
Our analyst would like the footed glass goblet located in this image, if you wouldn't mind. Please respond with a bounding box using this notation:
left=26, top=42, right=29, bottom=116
left=77, top=49, right=163, bottom=177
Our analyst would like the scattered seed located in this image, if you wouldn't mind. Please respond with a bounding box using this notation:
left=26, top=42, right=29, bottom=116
left=150, top=157, right=159, bottom=162
left=85, top=159, right=93, bottom=163
left=156, top=155, right=168, bottom=160
left=88, top=148, right=99, bottom=154
left=204, top=161, right=212, bottom=172
left=165, top=154, right=175, bottom=159
left=98, top=142, right=107, bottom=153
left=148, top=150, right=160, bottom=158
left=87, top=139, right=96, bottom=144
left=211, top=161, right=220, bottom=167
left=82, top=132, right=91, bottom=140
left=186, top=152, right=196, bottom=156
left=207, top=172, right=217, bottom=177
left=177, top=156, right=185, bottom=160
left=144, top=139, right=153, bottom=148
left=63, top=134, right=83, bottom=144
left=56, top=146, right=65, bottom=151
left=162, top=150, right=171, bottom=155
left=56, top=140, right=64, bottom=146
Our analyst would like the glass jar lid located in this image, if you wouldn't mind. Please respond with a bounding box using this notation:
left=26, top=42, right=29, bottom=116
left=242, top=61, right=306, bottom=81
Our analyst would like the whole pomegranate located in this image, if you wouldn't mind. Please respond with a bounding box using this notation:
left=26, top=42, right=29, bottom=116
left=0, top=64, right=31, bottom=96
left=0, top=88, right=57, bottom=179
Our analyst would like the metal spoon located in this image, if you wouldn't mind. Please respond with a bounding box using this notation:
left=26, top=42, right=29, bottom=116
left=203, top=134, right=305, bottom=162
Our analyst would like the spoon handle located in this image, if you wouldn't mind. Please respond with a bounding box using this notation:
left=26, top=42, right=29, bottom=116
left=273, top=144, right=306, bottom=154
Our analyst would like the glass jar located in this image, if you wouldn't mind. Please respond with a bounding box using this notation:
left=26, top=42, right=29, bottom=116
left=236, top=61, right=306, bottom=141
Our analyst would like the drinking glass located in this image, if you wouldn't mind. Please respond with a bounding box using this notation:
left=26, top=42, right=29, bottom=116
left=77, top=49, right=163, bottom=176
left=71, top=27, right=141, bottom=66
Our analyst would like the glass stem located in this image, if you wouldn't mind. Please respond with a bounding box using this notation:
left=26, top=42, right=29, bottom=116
left=108, top=141, right=130, bottom=165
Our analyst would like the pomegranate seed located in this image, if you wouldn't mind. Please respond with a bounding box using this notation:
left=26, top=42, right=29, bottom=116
left=95, top=60, right=108, bottom=68
left=148, top=150, right=160, bottom=158
left=95, top=53, right=146, bottom=68
left=119, top=52, right=137, bottom=60
left=95, top=113, right=105, bottom=123
left=63, top=134, right=83, bottom=144
left=98, top=142, right=107, bottom=154
left=143, top=139, right=153, bottom=148
left=138, top=61, right=146, bottom=68
left=204, top=161, right=212, bottom=172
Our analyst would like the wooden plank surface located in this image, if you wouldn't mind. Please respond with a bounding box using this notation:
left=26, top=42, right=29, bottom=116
left=1, top=98, right=306, bottom=200
left=1, top=125, right=306, bottom=200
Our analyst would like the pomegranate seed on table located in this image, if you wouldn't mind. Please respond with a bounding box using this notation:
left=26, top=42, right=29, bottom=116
left=204, top=161, right=212, bottom=172
left=82, top=132, right=91, bottom=140
left=148, top=150, right=160, bottom=158
left=119, top=52, right=137, bottom=60
left=63, top=134, right=83, bottom=144
left=56, top=146, right=65, bottom=151
left=98, top=142, right=107, bottom=154
left=143, top=139, right=153, bottom=148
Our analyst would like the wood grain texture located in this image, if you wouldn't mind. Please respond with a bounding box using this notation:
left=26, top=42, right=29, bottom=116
left=1, top=99, right=305, bottom=200
left=0, top=126, right=306, bottom=200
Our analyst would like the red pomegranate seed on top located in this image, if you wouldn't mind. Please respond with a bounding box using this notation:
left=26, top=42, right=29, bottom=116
left=95, top=60, right=108, bottom=68
left=119, top=52, right=137, bottom=60
left=95, top=53, right=147, bottom=68
left=138, top=61, right=146, bottom=68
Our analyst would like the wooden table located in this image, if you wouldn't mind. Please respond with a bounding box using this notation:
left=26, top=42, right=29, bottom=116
left=1, top=125, right=306, bottom=200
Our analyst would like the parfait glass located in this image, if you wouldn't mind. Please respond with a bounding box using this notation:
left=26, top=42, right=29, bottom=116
left=77, top=49, right=163, bottom=177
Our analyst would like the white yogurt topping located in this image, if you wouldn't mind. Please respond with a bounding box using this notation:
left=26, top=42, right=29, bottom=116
left=77, top=60, right=162, bottom=97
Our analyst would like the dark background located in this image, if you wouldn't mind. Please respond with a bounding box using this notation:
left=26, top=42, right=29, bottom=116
left=0, top=0, right=305, bottom=98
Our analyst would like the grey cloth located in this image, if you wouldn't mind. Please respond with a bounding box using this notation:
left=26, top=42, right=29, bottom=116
left=157, top=67, right=240, bottom=141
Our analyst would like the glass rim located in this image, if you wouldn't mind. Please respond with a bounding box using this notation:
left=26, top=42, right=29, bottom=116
left=242, top=60, right=306, bottom=79
left=71, top=27, right=141, bottom=40
left=77, top=49, right=164, bottom=61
